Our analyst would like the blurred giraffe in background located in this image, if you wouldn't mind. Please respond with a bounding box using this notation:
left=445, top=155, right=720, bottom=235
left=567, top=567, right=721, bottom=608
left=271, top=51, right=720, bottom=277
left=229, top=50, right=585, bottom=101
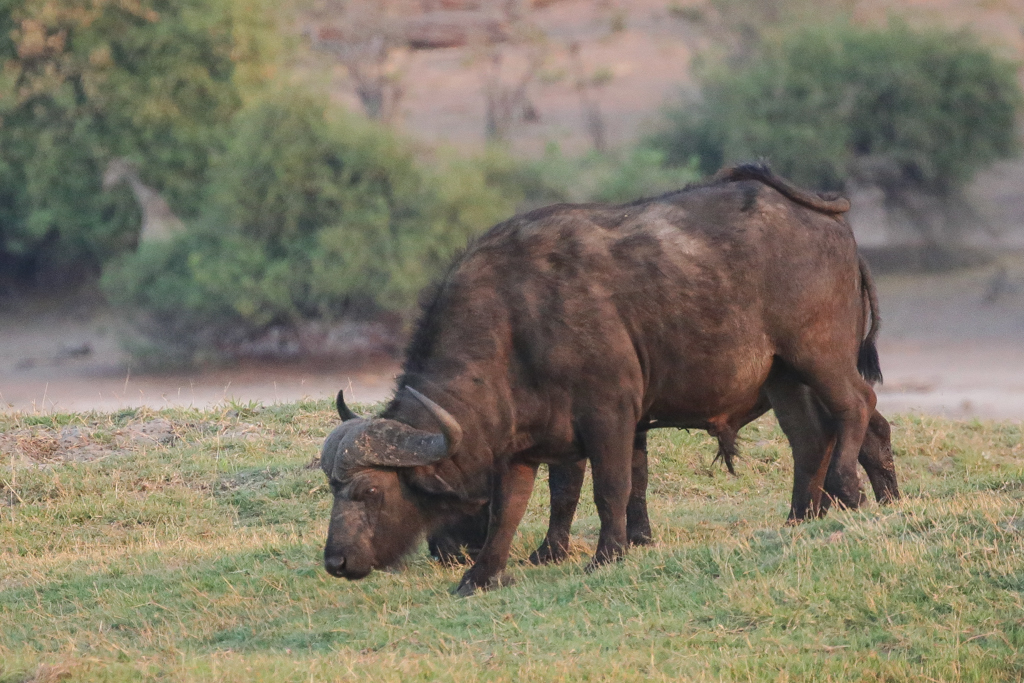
left=103, top=158, right=185, bottom=245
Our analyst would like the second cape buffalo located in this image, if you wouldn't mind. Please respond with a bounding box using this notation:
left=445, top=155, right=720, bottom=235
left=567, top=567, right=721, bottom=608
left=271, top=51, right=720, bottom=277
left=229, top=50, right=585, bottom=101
left=320, top=164, right=887, bottom=595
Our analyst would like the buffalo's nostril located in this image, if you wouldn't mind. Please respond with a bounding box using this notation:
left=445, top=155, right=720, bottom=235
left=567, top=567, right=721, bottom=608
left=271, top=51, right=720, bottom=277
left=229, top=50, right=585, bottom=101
left=324, top=555, right=346, bottom=577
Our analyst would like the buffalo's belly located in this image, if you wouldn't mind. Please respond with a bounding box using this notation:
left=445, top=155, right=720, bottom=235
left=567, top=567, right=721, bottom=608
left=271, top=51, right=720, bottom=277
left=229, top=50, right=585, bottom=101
left=644, top=350, right=773, bottom=425
left=517, top=440, right=585, bottom=466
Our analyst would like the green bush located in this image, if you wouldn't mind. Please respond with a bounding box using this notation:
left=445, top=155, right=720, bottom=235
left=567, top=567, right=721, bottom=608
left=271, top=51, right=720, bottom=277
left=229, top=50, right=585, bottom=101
left=102, top=105, right=702, bottom=367
left=523, top=145, right=701, bottom=205
left=0, top=0, right=278, bottom=283
left=648, top=22, right=1022, bottom=214
left=102, top=93, right=518, bottom=366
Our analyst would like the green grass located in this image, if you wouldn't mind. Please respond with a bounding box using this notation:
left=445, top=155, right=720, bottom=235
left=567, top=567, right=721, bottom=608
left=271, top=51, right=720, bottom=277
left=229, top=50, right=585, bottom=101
left=1, top=403, right=1023, bottom=681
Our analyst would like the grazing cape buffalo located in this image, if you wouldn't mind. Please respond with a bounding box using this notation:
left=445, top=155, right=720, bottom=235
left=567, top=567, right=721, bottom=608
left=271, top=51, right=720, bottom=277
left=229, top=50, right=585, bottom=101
left=320, top=164, right=885, bottom=594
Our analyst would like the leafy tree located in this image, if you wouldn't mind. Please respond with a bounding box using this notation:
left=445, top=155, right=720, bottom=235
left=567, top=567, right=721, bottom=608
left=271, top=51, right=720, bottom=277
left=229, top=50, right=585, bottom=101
left=0, top=0, right=279, bottom=284
left=102, top=92, right=519, bottom=366
left=648, top=22, right=1023, bottom=241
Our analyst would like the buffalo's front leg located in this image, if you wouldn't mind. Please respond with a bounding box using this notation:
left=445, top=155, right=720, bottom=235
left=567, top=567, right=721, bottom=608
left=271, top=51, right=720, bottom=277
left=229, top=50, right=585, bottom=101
left=428, top=510, right=489, bottom=564
left=531, top=430, right=652, bottom=565
left=530, top=460, right=586, bottom=565
left=456, top=461, right=537, bottom=596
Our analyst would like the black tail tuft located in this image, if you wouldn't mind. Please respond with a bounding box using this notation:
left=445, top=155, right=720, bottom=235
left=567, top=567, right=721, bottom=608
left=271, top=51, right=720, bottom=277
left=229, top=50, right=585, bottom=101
left=857, top=255, right=882, bottom=385
left=712, top=430, right=739, bottom=476
left=858, top=340, right=883, bottom=385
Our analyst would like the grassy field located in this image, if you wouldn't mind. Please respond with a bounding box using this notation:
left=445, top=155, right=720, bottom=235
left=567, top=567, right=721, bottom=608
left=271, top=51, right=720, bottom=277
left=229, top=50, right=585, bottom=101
left=1, top=401, right=1022, bottom=682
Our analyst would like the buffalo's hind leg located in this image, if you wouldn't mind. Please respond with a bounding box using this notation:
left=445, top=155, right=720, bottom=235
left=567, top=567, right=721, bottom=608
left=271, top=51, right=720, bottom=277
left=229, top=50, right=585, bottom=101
left=784, top=356, right=874, bottom=513
left=530, top=460, right=586, bottom=565
left=824, top=408, right=899, bottom=507
left=627, top=431, right=653, bottom=547
left=769, top=376, right=894, bottom=518
left=766, top=366, right=844, bottom=520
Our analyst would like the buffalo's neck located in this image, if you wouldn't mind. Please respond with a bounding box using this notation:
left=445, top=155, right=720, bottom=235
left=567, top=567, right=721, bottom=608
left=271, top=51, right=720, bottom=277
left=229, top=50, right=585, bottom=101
left=390, top=258, right=548, bottom=474
left=397, top=369, right=514, bottom=444
left=387, top=366, right=517, bottom=495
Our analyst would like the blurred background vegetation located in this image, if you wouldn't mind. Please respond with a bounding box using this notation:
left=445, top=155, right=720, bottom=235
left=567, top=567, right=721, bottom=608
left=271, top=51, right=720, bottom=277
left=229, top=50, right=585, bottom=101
left=0, top=0, right=280, bottom=283
left=1, top=0, right=1022, bottom=367
left=649, top=20, right=1022, bottom=244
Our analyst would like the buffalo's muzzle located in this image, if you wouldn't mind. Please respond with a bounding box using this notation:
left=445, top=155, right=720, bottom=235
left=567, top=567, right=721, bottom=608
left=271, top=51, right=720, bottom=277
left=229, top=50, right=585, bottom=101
left=324, top=554, right=346, bottom=577
left=324, top=554, right=372, bottom=580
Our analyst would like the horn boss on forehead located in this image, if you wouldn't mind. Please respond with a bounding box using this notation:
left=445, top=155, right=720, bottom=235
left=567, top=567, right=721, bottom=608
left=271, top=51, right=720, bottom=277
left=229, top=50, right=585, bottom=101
left=321, top=418, right=452, bottom=476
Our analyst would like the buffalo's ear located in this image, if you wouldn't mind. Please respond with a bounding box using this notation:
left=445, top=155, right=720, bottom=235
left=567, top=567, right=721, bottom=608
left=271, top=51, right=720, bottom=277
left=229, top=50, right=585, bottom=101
left=405, top=465, right=460, bottom=497
left=404, top=466, right=486, bottom=511
left=336, top=390, right=360, bottom=422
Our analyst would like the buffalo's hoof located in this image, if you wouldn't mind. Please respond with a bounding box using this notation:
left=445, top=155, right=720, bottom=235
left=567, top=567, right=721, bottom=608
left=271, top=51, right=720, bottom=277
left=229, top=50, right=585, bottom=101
left=627, top=517, right=653, bottom=546
left=453, top=571, right=514, bottom=597
left=877, top=488, right=900, bottom=505
left=528, top=541, right=568, bottom=565
left=628, top=531, right=653, bottom=547
left=454, top=580, right=476, bottom=597
left=585, top=550, right=625, bottom=573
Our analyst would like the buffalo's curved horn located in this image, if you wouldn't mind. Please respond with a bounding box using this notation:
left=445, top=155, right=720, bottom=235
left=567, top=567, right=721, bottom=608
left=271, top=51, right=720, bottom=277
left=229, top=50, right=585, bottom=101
left=336, top=390, right=361, bottom=422
left=406, top=386, right=463, bottom=454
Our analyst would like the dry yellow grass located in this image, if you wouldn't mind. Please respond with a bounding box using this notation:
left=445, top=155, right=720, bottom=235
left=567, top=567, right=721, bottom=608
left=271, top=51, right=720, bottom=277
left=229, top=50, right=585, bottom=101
left=2, top=402, right=1023, bottom=681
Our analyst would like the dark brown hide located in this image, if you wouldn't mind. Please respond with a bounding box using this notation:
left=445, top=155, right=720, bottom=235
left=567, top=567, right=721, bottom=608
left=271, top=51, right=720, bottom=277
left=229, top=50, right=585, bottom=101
left=527, top=431, right=653, bottom=565
left=320, top=164, right=881, bottom=594
left=428, top=433, right=652, bottom=566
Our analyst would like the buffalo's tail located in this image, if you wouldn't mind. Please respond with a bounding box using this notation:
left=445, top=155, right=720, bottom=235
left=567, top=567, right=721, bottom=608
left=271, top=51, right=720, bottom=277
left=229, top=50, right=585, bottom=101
left=857, top=255, right=883, bottom=385
left=714, top=163, right=851, bottom=215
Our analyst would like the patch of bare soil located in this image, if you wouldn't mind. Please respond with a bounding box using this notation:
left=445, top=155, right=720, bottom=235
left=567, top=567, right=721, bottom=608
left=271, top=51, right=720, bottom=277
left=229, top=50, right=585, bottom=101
left=0, top=302, right=399, bottom=414
left=0, top=417, right=182, bottom=466
left=873, top=251, right=1024, bottom=420
left=0, top=425, right=115, bottom=465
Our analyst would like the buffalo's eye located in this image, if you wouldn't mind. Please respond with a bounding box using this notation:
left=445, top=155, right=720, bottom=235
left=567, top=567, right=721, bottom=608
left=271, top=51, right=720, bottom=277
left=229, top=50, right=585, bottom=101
left=350, top=485, right=379, bottom=502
